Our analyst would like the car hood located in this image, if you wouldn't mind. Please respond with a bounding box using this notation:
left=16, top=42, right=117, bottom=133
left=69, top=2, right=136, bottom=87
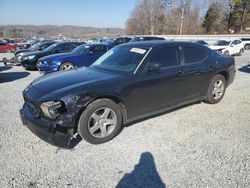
left=39, top=52, right=77, bottom=61
left=21, top=50, right=41, bottom=57
left=209, top=45, right=228, bottom=50
left=31, top=67, right=121, bottom=94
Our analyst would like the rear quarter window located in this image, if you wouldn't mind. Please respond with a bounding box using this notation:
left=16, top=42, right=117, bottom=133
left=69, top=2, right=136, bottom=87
left=183, top=46, right=207, bottom=64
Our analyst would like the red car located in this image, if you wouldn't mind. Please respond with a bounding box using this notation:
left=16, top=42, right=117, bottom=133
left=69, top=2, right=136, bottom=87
left=0, top=42, right=16, bottom=53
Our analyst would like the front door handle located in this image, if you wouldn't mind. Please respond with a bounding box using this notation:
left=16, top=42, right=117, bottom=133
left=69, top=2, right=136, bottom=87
left=183, top=71, right=201, bottom=76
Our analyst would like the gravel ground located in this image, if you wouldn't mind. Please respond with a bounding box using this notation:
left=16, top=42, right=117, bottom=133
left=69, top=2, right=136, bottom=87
left=0, top=51, right=249, bottom=188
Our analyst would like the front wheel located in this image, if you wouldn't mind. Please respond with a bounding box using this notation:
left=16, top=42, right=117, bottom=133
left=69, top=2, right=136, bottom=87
left=77, top=99, right=123, bottom=144
left=223, top=51, right=229, bottom=55
left=59, top=62, right=75, bottom=71
left=204, top=75, right=226, bottom=104
left=238, top=48, right=244, bottom=56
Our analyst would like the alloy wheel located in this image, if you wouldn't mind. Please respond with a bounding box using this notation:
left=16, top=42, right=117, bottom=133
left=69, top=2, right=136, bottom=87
left=88, top=107, right=117, bottom=138
left=61, top=63, right=74, bottom=71
left=212, top=79, right=225, bottom=100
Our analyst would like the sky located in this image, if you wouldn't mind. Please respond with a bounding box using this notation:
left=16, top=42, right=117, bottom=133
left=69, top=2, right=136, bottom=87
left=0, top=0, right=138, bottom=28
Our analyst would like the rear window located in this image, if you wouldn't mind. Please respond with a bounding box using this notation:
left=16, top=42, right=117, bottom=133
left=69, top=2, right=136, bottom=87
left=183, top=46, right=207, bottom=64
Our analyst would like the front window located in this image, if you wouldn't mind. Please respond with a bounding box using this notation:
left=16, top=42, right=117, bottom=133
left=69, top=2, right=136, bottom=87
left=91, top=46, right=149, bottom=73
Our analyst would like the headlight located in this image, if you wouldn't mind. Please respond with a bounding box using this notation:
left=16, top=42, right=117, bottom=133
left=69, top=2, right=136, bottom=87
left=40, top=101, right=64, bottom=119
left=24, top=55, right=36, bottom=60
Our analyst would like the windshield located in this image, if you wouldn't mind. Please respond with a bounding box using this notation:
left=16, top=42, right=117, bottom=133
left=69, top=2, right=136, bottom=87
left=91, top=46, right=148, bottom=73
left=215, top=40, right=230, bottom=46
left=43, top=43, right=58, bottom=52
left=30, top=43, right=41, bottom=50
left=72, top=44, right=90, bottom=54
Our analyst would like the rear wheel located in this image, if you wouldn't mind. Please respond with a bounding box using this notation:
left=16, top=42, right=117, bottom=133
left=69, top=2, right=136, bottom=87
left=204, top=74, right=226, bottom=104
left=60, top=62, right=75, bottom=71
left=244, top=44, right=250, bottom=50
left=78, top=99, right=123, bottom=144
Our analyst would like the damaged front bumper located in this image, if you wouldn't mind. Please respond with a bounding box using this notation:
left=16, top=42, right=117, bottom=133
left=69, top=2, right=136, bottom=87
left=20, top=104, right=74, bottom=148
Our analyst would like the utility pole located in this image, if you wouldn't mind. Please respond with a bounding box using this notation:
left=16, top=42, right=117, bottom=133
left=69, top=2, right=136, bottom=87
left=180, top=1, right=185, bottom=35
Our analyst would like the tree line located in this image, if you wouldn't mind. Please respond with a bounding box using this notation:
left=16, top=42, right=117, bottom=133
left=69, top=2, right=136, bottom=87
left=126, top=0, right=250, bottom=35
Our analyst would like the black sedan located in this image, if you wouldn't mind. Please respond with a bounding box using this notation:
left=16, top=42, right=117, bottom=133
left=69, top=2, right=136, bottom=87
left=15, top=41, right=56, bottom=56
left=14, top=41, right=56, bottom=65
left=19, top=41, right=85, bottom=70
left=20, top=41, right=235, bottom=148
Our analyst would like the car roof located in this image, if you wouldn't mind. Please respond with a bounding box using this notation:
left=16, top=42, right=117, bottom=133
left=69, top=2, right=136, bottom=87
left=81, top=43, right=109, bottom=47
left=118, top=41, right=206, bottom=49
left=56, top=41, right=84, bottom=45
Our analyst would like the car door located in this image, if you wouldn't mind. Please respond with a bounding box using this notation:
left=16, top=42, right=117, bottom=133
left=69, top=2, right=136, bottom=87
left=136, top=45, right=186, bottom=115
left=235, top=40, right=243, bottom=53
left=181, top=44, right=214, bottom=100
left=230, top=40, right=239, bottom=54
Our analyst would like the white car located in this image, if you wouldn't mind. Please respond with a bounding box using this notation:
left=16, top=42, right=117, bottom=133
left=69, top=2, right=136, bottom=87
left=240, top=38, right=250, bottom=50
left=209, top=39, right=244, bottom=56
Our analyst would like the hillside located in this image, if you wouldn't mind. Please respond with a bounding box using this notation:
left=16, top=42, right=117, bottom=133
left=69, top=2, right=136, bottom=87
left=0, top=25, right=125, bottom=39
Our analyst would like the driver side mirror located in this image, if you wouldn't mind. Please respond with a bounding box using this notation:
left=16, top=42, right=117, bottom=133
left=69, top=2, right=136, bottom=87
left=230, top=44, right=235, bottom=47
left=146, top=62, right=162, bottom=71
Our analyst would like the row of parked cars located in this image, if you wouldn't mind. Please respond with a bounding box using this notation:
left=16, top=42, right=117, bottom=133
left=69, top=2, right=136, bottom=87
left=13, top=36, right=165, bottom=74
left=3, top=36, right=250, bottom=75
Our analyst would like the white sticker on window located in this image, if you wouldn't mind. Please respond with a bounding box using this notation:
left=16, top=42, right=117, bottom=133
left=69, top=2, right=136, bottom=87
left=130, top=48, right=146, bottom=54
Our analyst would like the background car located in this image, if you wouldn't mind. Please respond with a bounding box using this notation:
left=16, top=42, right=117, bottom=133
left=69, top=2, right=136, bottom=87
left=129, top=36, right=165, bottom=42
left=240, top=38, right=250, bottom=50
left=110, top=37, right=132, bottom=46
left=15, top=41, right=56, bottom=56
left=14, top=41, right=57, bottom=65
left=193, top=40, right=208, bottom=46
left=20, top=41, right=235, bottom=147
left=37, top=43, right=112, bottom=74
left=209, top=39, right=244, bottom=56
left=19, top=41, right=85, bottom=70
left=99, top=37, right=131, bottom=47
left=0, top=42, right=16, bottom=53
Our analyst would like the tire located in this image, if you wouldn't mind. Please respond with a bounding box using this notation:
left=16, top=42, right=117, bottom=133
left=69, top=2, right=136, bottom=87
left=223, top=51, right=229, bottom=55
left=244, top=44, right=250, bottom=50
left=204, top=74, right=226, bottom=104
left=78, top=99, right=123, bottom=144
left=238, top=48, right=244, bottom=56
left=59, top=62, right=75, bottom=71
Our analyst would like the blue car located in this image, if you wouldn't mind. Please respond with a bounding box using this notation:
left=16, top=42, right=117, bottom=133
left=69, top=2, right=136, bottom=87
left=37, top=44, right=112, bottom=74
